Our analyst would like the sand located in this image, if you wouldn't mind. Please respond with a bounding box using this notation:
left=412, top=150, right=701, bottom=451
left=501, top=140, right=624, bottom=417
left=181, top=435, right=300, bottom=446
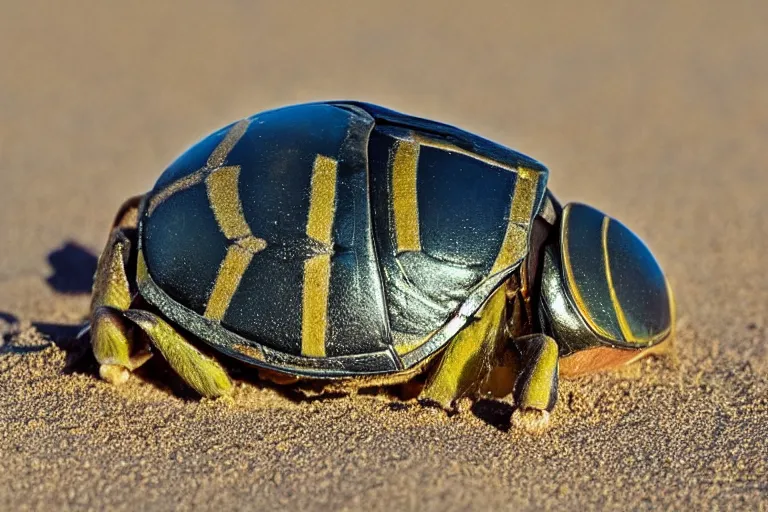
left=1, top=1, right=766, bottom=510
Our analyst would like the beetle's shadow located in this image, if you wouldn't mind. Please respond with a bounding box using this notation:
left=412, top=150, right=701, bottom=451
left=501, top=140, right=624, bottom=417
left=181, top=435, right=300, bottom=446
left=45, top=241, right=99, bottom=294
left=233, top=368, right=516, bottom=432
left=226, top=366, right=412, bottom=405
left=470, top=399, right=514, bottom=432
left=0, top=311, right=91, bottom=375
left=0, top=242, right=99, bottom=367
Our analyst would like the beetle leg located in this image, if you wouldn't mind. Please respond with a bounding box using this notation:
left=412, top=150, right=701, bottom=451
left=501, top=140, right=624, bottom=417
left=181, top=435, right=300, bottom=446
left=510, top=333, right=559, bottom=432
left=92, top=306, right=152, bottom=384
left=123, top=310, right=233, bottom=399
left=90, top=196, right=152, bottom=385
left=420, top=285, right=507, bottom=410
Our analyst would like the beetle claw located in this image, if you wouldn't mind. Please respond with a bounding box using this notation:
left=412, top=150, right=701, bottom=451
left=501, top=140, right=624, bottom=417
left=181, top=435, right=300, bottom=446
left=99, top=364, right=130, bottom=385
left=511, top=408, right=551, bottom=433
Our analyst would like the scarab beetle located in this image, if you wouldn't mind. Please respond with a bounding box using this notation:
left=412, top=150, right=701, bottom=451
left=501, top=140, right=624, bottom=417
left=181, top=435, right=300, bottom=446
left=89, top=101, right=673, bottom=430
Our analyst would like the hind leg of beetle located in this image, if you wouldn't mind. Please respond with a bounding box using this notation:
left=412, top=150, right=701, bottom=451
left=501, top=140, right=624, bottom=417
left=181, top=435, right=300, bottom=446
left=122, top=310, right=233, bottom=398
left=90, top=196, right=152, bottom=385
left=511, top=334, right=559, bottom=432
left=420, top=286, right=507, bottom=410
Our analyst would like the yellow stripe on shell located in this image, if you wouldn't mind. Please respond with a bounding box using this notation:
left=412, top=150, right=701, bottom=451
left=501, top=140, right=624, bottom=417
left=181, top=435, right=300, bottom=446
left=391, top=139, right=421, bottom=253
left=204, top=244, right=254, bottom=321
left=202, top=159, right=266, bottom=321
left=561, top=206, right=615, bottom=341
left=146, top=169, right=207, bottom=216
left=206, top=165, right=255, bottom=241
left=510, top=168, right=539, bottom=223
left=207, top=119, right=251, bottom=169
left=301, top=254, right=332, bottom=357
left=490, top=167, right=540, bottom=274
left=235, top=236, right=268, bottom=253
left=412, top=133, right=518, bottom=172
left=305, top=155, right=339, bottom=245
left=300, top=155, right=339, bottom=357
left=601, top=216, right=638, bottom=343
left=146, top=118, right=251, bottom=216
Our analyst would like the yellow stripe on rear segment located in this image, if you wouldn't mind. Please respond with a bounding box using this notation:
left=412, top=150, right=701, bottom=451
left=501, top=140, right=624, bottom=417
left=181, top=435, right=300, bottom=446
left=510, top=167, right=540, bottom=223
left=305, top=155, right=339, bottom=245
left=391, top=139, right=421, bottom=253
left=490, top=167, right=540, bottom=274
left=207, top=119, right=251, bottom=170
left=206, top=165, right=253, bottom=241
left=302, top=254, right=332, bottom=357
left=301, top=155, right=339, bottom=358
left=147, top=118, right=251, bottom=216
left=412, top=133, right=518, bottom=172
left=146, top=169, right=207, bottom=216
left=204, top=245, right=254, bottom=321
left=561, top=207, right=614, bottom=341
left=203, top=162, right=266, bottom=321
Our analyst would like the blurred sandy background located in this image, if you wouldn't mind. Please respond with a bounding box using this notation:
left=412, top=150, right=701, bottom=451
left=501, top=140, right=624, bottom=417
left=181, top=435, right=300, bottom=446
left=0, top=1, right=766, bottom=510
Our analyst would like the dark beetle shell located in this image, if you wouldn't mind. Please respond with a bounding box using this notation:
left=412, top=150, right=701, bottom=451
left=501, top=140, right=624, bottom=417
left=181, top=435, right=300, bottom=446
left=136, top=102, right=549, bottom=377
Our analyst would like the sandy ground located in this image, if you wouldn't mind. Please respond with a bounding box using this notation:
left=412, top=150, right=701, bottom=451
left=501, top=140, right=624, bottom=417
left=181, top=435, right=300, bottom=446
left=1, top=1, right=767, bottom=510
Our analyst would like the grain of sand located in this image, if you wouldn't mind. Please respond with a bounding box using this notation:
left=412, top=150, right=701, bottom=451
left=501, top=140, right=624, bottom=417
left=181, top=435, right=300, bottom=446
left=1, top=1, right=766, bottom=510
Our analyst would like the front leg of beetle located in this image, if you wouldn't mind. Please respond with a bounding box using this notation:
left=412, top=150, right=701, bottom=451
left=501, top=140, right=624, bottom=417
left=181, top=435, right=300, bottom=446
left=511, top=333, right=559, bottom=432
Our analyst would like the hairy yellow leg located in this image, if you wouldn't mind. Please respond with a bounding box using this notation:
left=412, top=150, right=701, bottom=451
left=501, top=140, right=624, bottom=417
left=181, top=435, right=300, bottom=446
left=91, top=306, right=151, bottom=384
left=511, top=334, right=559, bottom=432
left=421, top=285, right=507, bottom=410
left=123, top=310, right=233, bottom=398
left=90, top=222, right=152, bottom=384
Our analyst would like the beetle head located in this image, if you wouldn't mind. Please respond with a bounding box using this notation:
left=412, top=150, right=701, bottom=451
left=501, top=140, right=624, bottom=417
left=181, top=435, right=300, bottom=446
left=536, top=203, right=674, bottom=355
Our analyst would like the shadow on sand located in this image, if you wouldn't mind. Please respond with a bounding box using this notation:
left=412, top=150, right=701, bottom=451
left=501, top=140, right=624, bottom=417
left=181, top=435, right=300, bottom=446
left=1, top=241, right=98, bottom=365
left=46, top=241, right=98, bottom=294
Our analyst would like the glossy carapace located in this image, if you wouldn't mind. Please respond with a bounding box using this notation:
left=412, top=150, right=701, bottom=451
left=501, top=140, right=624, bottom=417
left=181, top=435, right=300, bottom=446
left=88, top=101, right=673, bottom=431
